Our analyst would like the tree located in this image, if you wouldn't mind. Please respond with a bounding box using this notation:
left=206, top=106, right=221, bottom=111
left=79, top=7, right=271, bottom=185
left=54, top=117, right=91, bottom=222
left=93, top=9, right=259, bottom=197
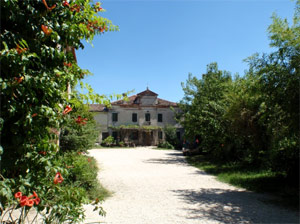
left=245, top=1, right=300, bottom=179
left=179, top=1, right=299, bottom=180
left=179, top=63, right=232, bottom=159
left=0, top=0, right=117, bottom=222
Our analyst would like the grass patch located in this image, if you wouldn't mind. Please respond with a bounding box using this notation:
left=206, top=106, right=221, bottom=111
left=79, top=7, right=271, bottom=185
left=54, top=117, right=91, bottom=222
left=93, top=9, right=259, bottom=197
left=186, top=155, right=299, bottom=210
left=87, top=156, right=111, bottom=201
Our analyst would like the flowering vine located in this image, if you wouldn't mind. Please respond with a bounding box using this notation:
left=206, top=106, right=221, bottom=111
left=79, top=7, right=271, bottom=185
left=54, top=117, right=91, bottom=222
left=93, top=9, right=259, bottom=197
left=15, top=191, right=40, bottom=207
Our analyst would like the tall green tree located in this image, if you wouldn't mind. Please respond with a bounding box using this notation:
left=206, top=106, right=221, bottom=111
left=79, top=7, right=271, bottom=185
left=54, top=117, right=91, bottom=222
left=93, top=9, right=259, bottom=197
left=180, top=63, right=232, bottom=158
left=245, top=1, right=300, bottom=179
left=179, top=1, right=299, bottom=180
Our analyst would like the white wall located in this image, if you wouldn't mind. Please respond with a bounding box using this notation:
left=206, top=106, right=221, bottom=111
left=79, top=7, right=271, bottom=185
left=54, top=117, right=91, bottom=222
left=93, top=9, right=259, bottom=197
left=108, top=106, right=181, bottom=128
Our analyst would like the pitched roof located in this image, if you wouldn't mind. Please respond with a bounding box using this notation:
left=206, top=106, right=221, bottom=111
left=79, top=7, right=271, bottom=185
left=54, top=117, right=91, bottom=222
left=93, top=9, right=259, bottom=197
left=88, top=104, right=107, bottom=112
left=111, top=94, right=177, bottom=107
left=137, top=88, right=158, bottom=96
left=89, top=89, right=177, bottom=110
left=156, top=98, right=177, bottom=107
left=112, top=95, right=137, bottom=105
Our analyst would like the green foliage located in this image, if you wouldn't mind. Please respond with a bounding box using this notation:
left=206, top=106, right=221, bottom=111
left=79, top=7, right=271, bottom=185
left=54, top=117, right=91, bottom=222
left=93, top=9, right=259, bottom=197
left=0, top=0, right=117, bottom=222
left=54, top=152, right=110, bottom=202
left=60, top=104, right=99, bottom=153
left=157, top=141, right=174, bottom=149
left=110, top=125, right=162, bottom=131
left=179, top=1, right=299, bottom=183
left=101, top=136, right=115, bottom=147
left=163, top=125, right=178, bottom=148
left=118, top=141, right=125, bottom=147
left=180, top=63, right=232, bottom=158
left=187, top=155, right=299, bottom=209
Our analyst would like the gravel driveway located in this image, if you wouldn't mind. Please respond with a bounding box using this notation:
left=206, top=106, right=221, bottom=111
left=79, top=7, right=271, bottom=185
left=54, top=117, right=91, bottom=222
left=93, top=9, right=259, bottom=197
left=84, top=147, right=299, bottom=224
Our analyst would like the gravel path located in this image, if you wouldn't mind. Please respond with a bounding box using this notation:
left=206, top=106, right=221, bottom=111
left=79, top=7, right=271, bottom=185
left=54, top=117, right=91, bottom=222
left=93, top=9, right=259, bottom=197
left=84, top=147, right=299, bottom=224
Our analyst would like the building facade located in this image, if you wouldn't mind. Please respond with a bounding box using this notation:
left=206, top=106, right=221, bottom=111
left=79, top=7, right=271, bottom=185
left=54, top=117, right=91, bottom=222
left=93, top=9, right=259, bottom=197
left=89, top=88, right=183, bottom=146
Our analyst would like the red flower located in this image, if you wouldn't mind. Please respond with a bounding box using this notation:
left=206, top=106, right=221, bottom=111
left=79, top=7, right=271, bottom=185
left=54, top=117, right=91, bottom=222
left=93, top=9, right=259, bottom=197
left=75, top=116, right=88, bottom=125
left=42, top=0, right=56, bottom=11
left=34, top=197, right=41, bottom=205
left=53, top=172, right=64, bottom=184
left=14, top=76, right=24, bottom=84
left=16, top=44, right=27, bottom=54
left=32, top=113, right=38, bottom=118
left=16, top=191, right=40, bottom=207
left=14, top=192, right=22, bottom=199
left=20, top=196, right=28, bottom=207
left=63, top=1, right=69, bottom=7
left=26, top=199, right=35, bottom=207
left=33, top=191, right=38, bottom=198
left=63, top=62, right=72, bottom=67
left=29, top=191, right=40, bottom=205
left=75, top=116, right=82, bottom=124
left=63, top=105, right=72, bottom=115
left=38, top=151, right=46, bottom=155
left=41, top=25, right=52, bottom=36
left=221, top=144, right=224, bottom=147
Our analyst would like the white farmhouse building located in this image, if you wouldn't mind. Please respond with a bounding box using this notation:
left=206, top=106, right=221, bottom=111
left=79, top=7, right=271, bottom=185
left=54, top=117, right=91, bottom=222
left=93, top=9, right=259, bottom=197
left=89, top=88, right=183, bottom=146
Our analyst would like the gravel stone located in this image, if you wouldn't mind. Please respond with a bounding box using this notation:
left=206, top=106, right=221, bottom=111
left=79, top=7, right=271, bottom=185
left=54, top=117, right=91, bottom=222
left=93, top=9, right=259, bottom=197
left=84, top=147, right=299, bottom=224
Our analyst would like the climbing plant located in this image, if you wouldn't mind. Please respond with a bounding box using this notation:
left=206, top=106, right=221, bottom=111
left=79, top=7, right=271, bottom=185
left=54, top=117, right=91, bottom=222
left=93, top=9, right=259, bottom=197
left=0, top=0, right=117, bottom=223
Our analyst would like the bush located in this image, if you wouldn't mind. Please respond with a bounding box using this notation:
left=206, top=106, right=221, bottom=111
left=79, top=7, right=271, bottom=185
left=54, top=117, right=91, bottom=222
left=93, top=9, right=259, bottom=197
left=54, top=152, right=110, bottom=201
left=60, top=104, right=99, bottom=153
left=101, top=136, right=115, bottom=147
left=158, top=141, right=174, bottom=149
left=164, top=125, right=179, bottom=148
left=118, top=141, right=125, bottom=147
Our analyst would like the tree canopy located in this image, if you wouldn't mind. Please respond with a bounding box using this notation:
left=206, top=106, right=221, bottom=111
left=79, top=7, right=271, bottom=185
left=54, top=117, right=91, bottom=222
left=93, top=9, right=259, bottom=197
left=179, top=1, right=299, bottom=180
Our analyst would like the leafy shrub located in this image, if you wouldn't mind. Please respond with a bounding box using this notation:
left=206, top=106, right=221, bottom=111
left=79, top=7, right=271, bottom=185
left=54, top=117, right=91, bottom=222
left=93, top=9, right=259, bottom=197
left=101, top=136, right=115, bottom=147
left=158, top=141, right=174, bottom=149
left=118, top=141, right=125, bottom=147
left=164, top=125, right=179, bottom=148
left=54, top=152, right=110, bottom=201
left=60, top=104, right=99, bottom=153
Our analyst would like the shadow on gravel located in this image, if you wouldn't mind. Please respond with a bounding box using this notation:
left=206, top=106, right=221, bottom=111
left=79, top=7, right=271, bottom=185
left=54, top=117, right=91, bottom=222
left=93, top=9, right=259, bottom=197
left=172, top=188, right=299, bottom=224
left=144, top=151, right=188, bottom=165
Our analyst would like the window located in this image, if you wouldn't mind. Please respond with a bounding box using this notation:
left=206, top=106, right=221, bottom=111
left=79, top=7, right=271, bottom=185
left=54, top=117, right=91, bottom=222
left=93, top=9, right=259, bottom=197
left=112, top=113, right=118, bottom=122
left=158, top=113, right=163, bottom=122
left=132, top=113, right=137, bottom=122
left=145, top=113, right=150, bottom=122
left=158, top=131, right=163, bottom=139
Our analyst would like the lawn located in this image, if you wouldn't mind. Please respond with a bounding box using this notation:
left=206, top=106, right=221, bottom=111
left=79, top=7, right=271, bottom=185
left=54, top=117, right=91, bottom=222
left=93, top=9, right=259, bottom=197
left=186, top=155, right=299, bottom=210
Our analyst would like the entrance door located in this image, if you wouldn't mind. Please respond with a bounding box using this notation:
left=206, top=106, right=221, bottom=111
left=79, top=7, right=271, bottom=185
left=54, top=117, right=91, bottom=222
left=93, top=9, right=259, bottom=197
left=142, top=131, right=152, bottom=146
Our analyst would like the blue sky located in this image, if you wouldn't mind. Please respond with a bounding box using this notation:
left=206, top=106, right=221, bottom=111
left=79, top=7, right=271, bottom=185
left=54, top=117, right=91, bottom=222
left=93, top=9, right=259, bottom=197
left=76, top=0, right=295, bottom=103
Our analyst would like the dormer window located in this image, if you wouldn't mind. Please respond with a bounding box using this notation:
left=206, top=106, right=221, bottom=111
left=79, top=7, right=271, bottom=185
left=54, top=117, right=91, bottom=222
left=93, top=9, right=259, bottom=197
left=133, top=97, right=140, bottom=104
